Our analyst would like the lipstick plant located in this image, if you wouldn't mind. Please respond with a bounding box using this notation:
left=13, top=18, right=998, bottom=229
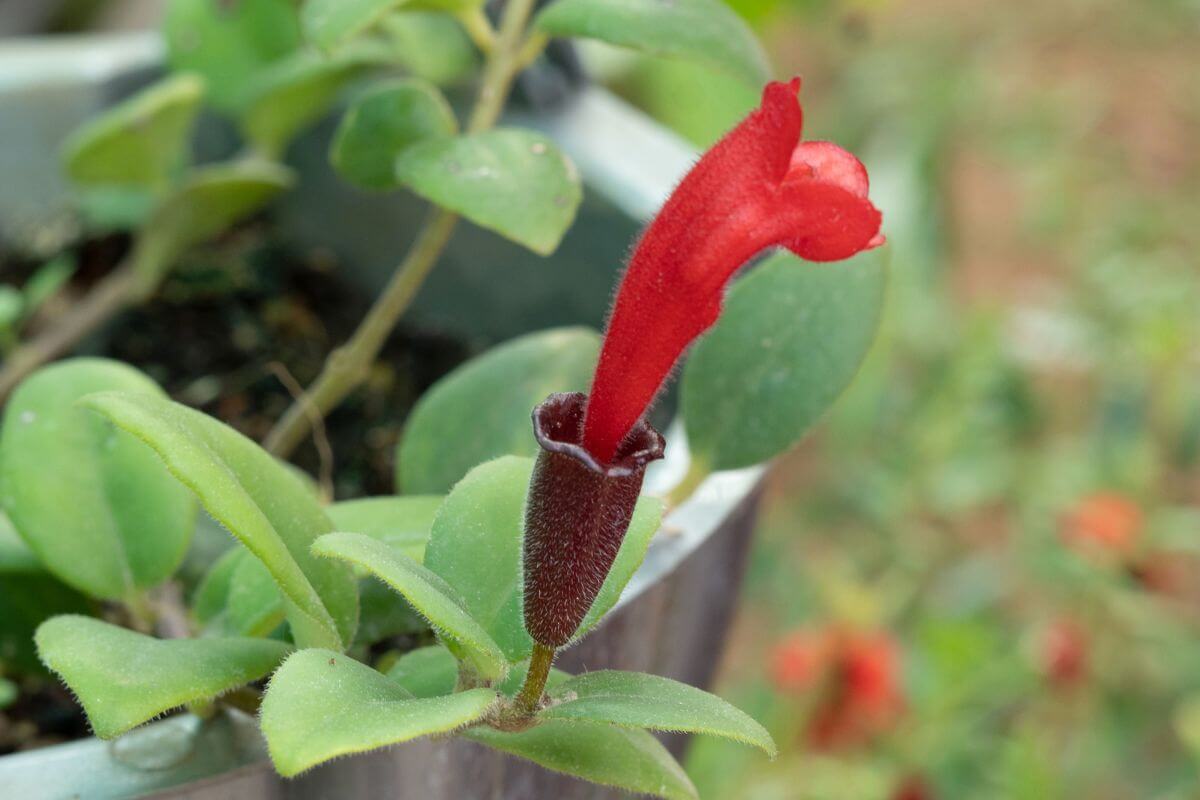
left=0, top=0, right=888, bottom=795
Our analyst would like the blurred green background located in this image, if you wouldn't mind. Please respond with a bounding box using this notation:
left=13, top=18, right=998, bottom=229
left=5, top=0, right=1200, bottom=796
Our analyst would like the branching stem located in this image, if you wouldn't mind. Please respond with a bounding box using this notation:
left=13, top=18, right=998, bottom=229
left=265, top=0, right=547, bottom=457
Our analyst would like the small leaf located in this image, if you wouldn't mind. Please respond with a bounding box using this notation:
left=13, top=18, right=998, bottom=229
left=423, top=457, right=661, bottom=662
left=0, top=516, right=90, bottom=675
left=62, top=74, right=204, bottom=191
left=395, top=129, right=582, bottom=256
left=379, top=12, right=478, bottom=87
left=131, top=161, right=295, bottom=290
left=326, top=495, right=443, bottom=562
left=466, top=722, right=697, bottom=800
left=193, top=547, right=284, bottom=637
left=261, top=648, right=497, bottom=776
left=331, top=79, right=457, bottom=191
left=0, top=359, right=196, bottom=602
left=239, top=50, right=378, bottom=158
left=682, top=250, right=887, bottom=469
left=542, top=670, right=776, bottom=756
left=36, top=615, right=290, bottom=739
left=303, top=0, right=408, bottom=51
left=387, top=644, right=458, bottom=698
left=313, top=532, right=506, bottom=680
left=398, top=328, right=600, bottom=494
left=164, top=0, right=302, bottom=113
left=82, top=391, right=357, bottom=652
left=535, top=0, right=769, bottom=89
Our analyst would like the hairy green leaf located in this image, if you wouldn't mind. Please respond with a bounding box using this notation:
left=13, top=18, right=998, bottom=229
left=535, top=0, right=769, bottom=88
left=0, top=360, right=195, bottom=601
left=192, top=546, right=285, bottom=637
left=466, top=721, right=697, bottom=800
left=387, top=644, right=458, bottom=698
left=543, top=670, right=775, bottom=755
left=331, top=79, right=457, bottom=190
left=683, top=250, right=887, bottom=469
left=261, top=648, right=497, bottom=776
left=36, top=615, right=289, bottom=739
left=398, top=328, right=600, bottom=494
left=313, top=532, right=505, bottom=680
left=326, top=495, right=443, bottom=562
left=395, top=129, right=582, bottom=255
left=62, top=74, right=204, bottom=191
left=81, top=392, right=357, bottom=651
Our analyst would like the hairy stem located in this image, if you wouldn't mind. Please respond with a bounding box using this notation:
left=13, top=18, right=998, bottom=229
left=0, top=264, right=139, bottom=401
left=515, top=642, right=555, bottom=714
left=265, top=0, right=545, bottom=458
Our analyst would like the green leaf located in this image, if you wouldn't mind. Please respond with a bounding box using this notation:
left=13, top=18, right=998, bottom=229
left=395, top=129, right=582, bottom=256
left=165, top=0, right=302, bottom=114
left=331, top=79, right=457, bottom=191
left=466, top=722, right=697, bottom=800
left=398, top=328, right=600, bottom=494
left=131, top=161, right=294, bottom=290
left=423, top=457, right=661, bottom=662
left=61, top=74, right=204, bottom=191
left=303, top=0, right=407, bottom=50
left=240, top=50, right=378, bottom=158
left=81, top=392, right=357, bottom=652
left=682, top=250, right=887, bottom=469
left=193, top=546, right=285, bottom=637
left=387, top=644, right=458, bottom=698
left=379, top=12, right=478, bottom=87
left=542, top=670, right=775, bottom=756
left=326, top=495, right=443, bottom=562
left=261, top=648, right=497, bottom=776
left=535, top=0, right=769, bottom=89
left=0, top=678, right=17, bottom=709
left=0, top=516, right=90, bottom=675
left=313, top=532, right=506, bottom=680
left=36, top=615, right=290, bottom=739
left=0, top=359, right=196, bottom=602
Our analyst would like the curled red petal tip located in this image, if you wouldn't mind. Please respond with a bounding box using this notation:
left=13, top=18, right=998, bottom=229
left=581, top=77, right=884, bottom=464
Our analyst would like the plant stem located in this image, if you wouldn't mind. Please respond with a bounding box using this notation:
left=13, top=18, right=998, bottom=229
left=264, top=0, right=545, bottom=458
left=0, top=263, right=138, bottom=401
left=515, top=642, right=555, bottom=714
left=264, top=209, right=457, bottom=456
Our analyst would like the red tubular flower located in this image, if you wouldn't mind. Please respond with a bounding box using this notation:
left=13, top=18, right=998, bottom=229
left=581, top=78, right=885, bottom=463
left=521, top=79, right=881, bottom=653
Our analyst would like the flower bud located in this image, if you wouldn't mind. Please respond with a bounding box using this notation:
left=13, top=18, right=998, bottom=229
left=522, top=392, right=664, bottom=648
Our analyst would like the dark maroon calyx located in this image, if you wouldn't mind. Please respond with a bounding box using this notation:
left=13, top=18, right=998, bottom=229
left=521, top=392, right=665, bottom=648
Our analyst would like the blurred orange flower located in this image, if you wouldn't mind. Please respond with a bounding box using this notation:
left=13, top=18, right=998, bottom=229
left=1061, top=492, right=1142, bottom=556
left=770, top=626, right=905, bottom=750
